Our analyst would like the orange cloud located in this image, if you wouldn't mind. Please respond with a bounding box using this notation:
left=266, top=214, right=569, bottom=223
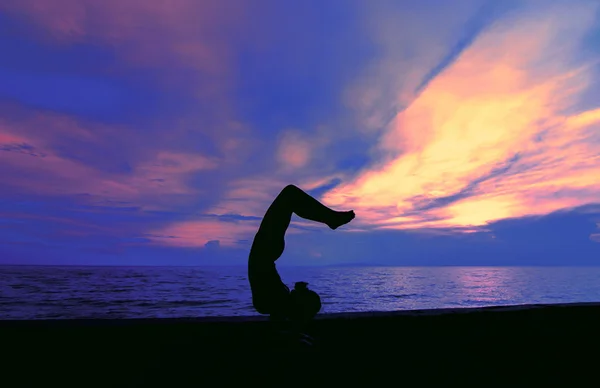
left=344, top=0, right=488, bottom=132
left=323, top=2, right=600, bottom=231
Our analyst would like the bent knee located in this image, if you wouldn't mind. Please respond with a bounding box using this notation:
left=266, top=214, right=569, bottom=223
left=281, top=184, right=299, bottom=195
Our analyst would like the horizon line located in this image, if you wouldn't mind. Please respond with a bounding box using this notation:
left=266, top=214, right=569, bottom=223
left=2, top=263, right=600, bottom=268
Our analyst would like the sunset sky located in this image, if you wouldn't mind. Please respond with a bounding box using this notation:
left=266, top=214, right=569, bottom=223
left=1, top=0, right=600, bottom=266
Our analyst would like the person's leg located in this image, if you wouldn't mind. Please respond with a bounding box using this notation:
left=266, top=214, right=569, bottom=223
left=250, top=184, right=355, bottom=261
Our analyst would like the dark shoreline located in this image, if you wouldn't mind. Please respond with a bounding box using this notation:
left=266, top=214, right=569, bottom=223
left=5, top=302, right=599, bottom=386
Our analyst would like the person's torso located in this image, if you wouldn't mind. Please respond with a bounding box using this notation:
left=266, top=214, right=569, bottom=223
left=248, top=259, right=289, bottom=295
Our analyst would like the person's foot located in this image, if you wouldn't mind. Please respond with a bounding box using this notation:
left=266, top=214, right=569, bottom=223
left=327, top=210, right=355, bottom=230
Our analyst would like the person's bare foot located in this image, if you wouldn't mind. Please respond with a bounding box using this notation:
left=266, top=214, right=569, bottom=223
left=327, top=210, right=355, bottom=230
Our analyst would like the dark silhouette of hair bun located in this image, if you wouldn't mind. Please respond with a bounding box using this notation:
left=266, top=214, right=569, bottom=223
left=289, top=282, right=321, bottom=322
left=294, top=281, right=308, bottom=291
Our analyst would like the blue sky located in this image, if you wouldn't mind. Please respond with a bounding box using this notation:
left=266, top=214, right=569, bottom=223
left=1, top=0, right=600, bottom=266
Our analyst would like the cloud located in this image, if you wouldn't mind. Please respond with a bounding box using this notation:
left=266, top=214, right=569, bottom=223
left=343, top=0, right=493, bottom=133
left=276, top=130, right=312, bottom=169
left=150, top=174, right=338, bottom=249
left=204, top=240, right=220, bottom=250
left=592, top=222, right=600, bottom=243
left=147, top=218, right=259, bottom=248
left=0, top=0, right=248, bottom=74
left=322, top=1, right=600, bottom=231
left=133, top=151, right=218, bottom=195
left=0, top=0, right=271, bottom=254
left=0, top=107, right=218, bottom=208
left=3, top=0, right=600, bottom=266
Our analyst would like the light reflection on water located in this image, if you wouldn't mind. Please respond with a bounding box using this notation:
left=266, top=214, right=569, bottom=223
left=2, top=265, right=600, bottom=319
left=279, top=266, right=600, bottom=313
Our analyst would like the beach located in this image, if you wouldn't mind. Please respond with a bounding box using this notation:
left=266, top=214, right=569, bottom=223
left=4, top=302, right=599, bottom=386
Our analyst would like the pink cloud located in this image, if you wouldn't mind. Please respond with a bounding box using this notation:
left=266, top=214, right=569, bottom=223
left=147, top=214, right=326, bottom=250
left=157, top=174, right=340, bottom=246
left=0, top=0, right=249, bottom=75
left=132, top=151, right=218, bottom=197
left=206, top=172, right=345, bottom=219
left=323, top=1, right=600, bottom=231
left=1, top=0, right=355, bottom=250
left=0, top=131, right=27, bottom=144
left=0, top=109, right=218, bottom=207
left=0, top=0, right=284, bottom=174
left=147, top=175, right=331, bottom=248
left=206, top=177, right=293, bottom=219
left=276, top=130, right=312, bottom=170
left=147, top=219, right=259, bottom=248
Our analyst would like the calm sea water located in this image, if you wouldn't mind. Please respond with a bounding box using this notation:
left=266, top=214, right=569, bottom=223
left=2, top=265, right=600, bottom=320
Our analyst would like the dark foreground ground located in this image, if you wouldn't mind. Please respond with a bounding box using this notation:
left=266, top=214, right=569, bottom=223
left=3, top=302, right=600, bottom=386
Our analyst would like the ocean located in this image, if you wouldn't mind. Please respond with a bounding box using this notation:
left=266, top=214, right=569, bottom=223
left=2, top=265, right=600, bottom=320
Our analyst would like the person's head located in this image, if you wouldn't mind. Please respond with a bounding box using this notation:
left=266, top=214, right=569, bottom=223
left=288, top=281, right=322, bottom=323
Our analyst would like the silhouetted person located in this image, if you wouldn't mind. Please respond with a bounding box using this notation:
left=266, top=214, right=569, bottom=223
left=248, top=184, right=355, bottom=335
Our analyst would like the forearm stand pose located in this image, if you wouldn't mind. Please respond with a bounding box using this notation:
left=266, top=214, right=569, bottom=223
left=248, top=184, right=355, bottom=325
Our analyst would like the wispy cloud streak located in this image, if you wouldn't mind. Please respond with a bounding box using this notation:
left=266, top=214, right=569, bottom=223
left=323, top=2, right=600, bottom=231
